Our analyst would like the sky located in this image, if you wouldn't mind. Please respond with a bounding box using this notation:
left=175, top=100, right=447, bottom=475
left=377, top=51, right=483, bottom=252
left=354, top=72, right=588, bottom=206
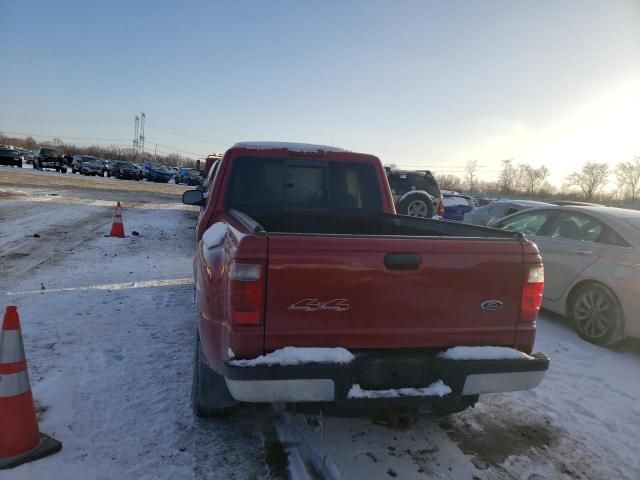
left=1, top=0, right=639, bottom=185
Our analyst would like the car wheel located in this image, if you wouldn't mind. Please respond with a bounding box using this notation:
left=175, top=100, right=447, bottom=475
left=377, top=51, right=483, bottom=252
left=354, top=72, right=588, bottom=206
left=60, top=167, right=67, bottom=173
left=37, top=160, right=43, bottom=170
left=192, top=328, right=238, bottom=417
left=571, top=283, right=623, bottom=346
left=400, top=194, right=434, bottom=218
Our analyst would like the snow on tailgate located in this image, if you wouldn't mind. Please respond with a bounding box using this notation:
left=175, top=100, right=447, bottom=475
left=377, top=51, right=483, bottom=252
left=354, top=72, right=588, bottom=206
left=438, top=346, right=533, bottom=360
left=348, top=380, right=452, bottom=399
left=228, top=346, right=355, bottom=367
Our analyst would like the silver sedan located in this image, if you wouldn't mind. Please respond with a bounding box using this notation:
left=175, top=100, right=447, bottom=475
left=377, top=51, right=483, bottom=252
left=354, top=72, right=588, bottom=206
left=463, top=199, right=553, bottom=226
left=495, top=205, right=640, bottom=346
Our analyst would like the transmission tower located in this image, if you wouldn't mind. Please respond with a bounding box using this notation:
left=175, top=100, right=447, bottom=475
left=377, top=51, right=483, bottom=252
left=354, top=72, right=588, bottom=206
left=139, top=113, right=146, bottom=157
left=133, top=115, right=140, bottom=152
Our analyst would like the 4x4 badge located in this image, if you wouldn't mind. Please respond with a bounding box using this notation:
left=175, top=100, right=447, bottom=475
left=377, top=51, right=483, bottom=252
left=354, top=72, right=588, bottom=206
left=289, top=299, right=350, bottom=312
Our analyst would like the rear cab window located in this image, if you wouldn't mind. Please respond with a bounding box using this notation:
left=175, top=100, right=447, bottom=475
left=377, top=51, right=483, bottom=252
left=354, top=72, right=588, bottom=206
left=225, top=156, right=383, bottom=213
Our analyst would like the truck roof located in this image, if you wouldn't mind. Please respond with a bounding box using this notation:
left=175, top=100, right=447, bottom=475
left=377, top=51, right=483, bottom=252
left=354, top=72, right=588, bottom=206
left=232, top=141, right=347, bottom=153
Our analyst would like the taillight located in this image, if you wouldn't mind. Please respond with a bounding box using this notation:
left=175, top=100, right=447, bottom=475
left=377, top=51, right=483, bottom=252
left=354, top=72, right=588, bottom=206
left=520, top=266, right=544, bottom=323
left=437, top=198, right=445, bottom=217
left=229, top=262, right=264, bottom=325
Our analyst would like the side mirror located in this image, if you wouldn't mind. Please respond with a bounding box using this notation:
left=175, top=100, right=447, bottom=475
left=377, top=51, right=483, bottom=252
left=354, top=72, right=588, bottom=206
left=182, top=189, right=205, bottom=206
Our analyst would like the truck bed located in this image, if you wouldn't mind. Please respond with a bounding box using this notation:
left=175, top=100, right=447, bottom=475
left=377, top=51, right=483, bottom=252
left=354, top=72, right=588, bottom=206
left=230, top=210, right=534, bottom=353
left=235, top=210, right=522, bottom=239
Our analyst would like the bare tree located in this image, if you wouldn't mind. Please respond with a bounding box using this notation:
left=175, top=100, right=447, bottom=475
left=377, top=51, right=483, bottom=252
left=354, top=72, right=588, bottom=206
left=521, top=165, right=550, bottom=194
left=436, top=174, right=462, bottom=191
left=538, top=180, right=556, bottom=197
left=464, top=160, right=479, bottom=192
left=566, top=162, right=610, bottom=200
left=498, top=159, right=521, bottom=193
left=615, top=157, right=640, bottom=202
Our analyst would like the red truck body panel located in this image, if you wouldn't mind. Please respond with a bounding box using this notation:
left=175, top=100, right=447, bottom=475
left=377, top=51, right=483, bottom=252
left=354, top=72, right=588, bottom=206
left=192, top=145, right=541, bottom=375
left=264, top=235, right=524, bottom=350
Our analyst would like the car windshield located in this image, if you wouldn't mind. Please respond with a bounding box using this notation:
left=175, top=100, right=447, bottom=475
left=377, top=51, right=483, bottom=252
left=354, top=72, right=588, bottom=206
left=0, top=149, right=18, bottom=155
left=624, top=218, right=640, bottom=232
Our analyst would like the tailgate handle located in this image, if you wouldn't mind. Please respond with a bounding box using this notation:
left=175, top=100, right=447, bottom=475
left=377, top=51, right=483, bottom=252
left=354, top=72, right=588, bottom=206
left=384, top=253, right=421, bottom=270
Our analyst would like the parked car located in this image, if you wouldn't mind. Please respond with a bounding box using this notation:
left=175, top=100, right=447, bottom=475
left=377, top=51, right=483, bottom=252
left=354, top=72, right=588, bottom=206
left=473, top=197, right=493, bottom=207
left=442, top=194, right=476, bottom=221
left=146, top=166, right=172, bottom=183
left=112, top=162, right=141, bottom=180
left=24, top=150, right=37, bottom=165
left=181, top=141, right=549, bottom=417
left=386, top=168, right=444, bottom=218
left=495, top=205, right=640, bottom=345
left=71, top=155, right=103, bottom=175
left=175, top=168, right=203, bottom=186
left=103, top=159, right=129, bottom=177
left=35, top=147, right=66, bottom=172
left=463, top=199, right=553, bottom=226
left=0, top=148, right=23, bottom=168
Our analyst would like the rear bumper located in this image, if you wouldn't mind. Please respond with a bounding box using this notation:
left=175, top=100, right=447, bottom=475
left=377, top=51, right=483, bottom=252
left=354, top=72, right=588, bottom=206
left=223, top=351, right=549, bottom=408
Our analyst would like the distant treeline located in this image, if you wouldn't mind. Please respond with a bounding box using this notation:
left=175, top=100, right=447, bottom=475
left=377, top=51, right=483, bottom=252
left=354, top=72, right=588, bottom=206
left=433, top=158, right=640, bottom=208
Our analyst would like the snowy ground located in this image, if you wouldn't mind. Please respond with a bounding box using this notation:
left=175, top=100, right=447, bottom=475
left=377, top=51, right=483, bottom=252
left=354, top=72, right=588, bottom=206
left=2, top=166, right=640, bottom=479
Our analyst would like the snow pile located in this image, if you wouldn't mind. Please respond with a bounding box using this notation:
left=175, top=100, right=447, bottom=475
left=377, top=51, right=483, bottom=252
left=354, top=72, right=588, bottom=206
left=202, top=222, right=227, bottom=250
left=438, top=346, right=533, bottom=360
left=228, top=347, right=355, bottom=367
left=347, top=380, right=451, bottom=399
left=233, top=141, right=346, bottom=153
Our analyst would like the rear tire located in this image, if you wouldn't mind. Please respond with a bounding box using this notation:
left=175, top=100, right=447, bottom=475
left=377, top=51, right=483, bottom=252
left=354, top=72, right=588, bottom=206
left=399, top=193, right=434, bottom=218
left=192, top=328, right=238, bottom=417
left=570, top=283, right=623, bottom=346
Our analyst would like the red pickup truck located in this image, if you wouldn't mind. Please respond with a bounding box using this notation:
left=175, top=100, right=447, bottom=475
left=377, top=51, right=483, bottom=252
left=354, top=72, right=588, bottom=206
left=182, top=142, right=549, bottom=416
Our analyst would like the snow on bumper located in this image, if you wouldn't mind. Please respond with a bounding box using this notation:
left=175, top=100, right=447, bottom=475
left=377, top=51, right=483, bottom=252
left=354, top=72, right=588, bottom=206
left=223, top=350, right=550, bottom=406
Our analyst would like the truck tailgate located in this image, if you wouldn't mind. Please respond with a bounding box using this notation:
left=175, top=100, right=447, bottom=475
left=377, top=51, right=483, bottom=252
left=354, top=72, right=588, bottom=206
left=264, top=235, right=524, bottom=350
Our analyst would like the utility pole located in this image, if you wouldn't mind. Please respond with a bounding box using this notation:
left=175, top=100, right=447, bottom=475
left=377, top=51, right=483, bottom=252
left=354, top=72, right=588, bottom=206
left=133, top=115, right=139, bottom=154
left=154, top=143, right=158, bottom=161
left=139, top=113, right=145, bottom=159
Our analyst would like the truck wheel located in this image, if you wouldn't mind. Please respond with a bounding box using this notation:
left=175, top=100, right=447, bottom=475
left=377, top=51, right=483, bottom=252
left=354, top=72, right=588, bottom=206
left=400, top=193, right=434, bottom=218
left=570, top=283, right=624, bottom=346
left=192, top=328, right=238, bottom=417
left=37, top=160, right=43, bottom=170
left=60, top=167, right=67, bottom=173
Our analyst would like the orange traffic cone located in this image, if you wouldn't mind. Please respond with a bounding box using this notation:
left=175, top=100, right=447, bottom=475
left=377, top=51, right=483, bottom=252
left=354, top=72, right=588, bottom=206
left=109, top=201, right=125, bottom=237
left=0, top=306, right=62, bottom=470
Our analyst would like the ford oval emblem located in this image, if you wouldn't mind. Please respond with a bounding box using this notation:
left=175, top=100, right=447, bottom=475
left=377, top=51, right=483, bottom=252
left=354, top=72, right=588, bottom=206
left=481, top=300, right=504, bottom=311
